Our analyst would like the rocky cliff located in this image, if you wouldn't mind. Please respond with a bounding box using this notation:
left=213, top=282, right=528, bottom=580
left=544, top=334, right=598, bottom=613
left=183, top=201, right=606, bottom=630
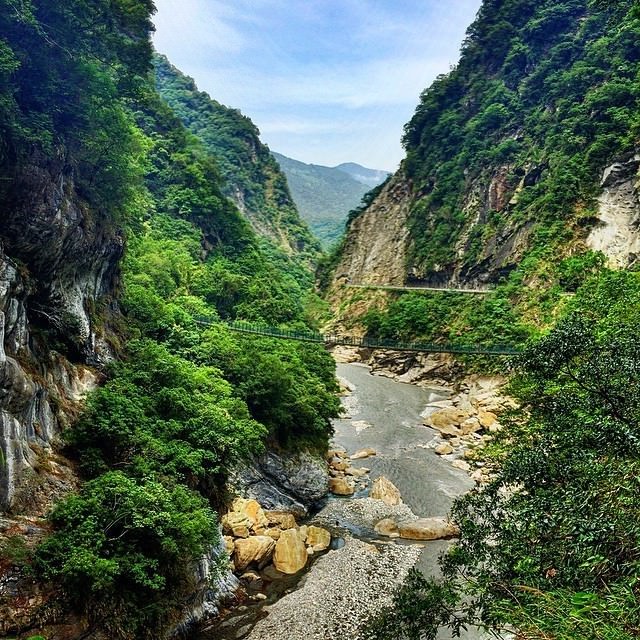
left=0, top=151, right=122, bottom=514
left=328, top=0, right=640, bottom=340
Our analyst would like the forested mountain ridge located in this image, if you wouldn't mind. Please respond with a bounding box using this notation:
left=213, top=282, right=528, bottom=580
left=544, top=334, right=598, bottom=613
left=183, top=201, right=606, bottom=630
left=154, top=55, right=320, bottom=261
left=0, top=3, right=338, bottom=638
left=272, top=152, right=388, bottom=246
left=321, top=1, right=640, bottom=638
left=327, top=0, right=640, bottom=351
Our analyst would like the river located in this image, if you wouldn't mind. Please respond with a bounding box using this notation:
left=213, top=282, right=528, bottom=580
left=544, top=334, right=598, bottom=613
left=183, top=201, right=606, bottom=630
left=199, top=362, right=484, bottom=640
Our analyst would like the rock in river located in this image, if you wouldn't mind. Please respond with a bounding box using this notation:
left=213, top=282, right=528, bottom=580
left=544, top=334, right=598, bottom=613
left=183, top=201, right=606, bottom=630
left=329, top=477, right=355, bottom=496
left=398, top=517, right=460, bottom=541
left=350, top=447, right=377, bottom=460
left=370, top=476, right=403, bottom=506
left=274, top=529, right=308, bottom=574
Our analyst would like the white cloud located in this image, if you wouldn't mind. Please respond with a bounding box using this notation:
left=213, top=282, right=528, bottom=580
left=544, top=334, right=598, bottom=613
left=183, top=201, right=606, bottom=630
left=152, top=0, right=248, bottom=57
left=151, top=0, right=482, bottom=169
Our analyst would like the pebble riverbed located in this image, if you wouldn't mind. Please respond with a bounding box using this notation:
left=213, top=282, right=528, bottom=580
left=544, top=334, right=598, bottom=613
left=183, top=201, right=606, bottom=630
left=198, top=363, right=485, bottom=640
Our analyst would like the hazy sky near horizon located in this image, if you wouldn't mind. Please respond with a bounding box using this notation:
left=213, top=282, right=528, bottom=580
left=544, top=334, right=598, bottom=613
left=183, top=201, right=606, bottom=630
left=152, top=0, right=481, bottom=172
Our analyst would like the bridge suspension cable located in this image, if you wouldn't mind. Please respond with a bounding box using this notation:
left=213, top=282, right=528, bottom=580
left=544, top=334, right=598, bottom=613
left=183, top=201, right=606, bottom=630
left=194, top=318, right=522, bottom=357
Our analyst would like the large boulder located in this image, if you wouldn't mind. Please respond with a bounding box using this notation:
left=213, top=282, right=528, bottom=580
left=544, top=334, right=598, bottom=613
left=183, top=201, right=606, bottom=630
left=329, top=477, right=355, bottom=496
left=221, top=511, right=251, bottom=538
left=234, top=536, right=276, bottom=572
left=478, top=409, right=498, bottom=429
left=424, top=408, right=471, bottom=436
left=370, top=476, right=402, bottom=506
left=273, top=529, right=308, bottom=574
left=306, top=526, right=331, bottom=552
left=231, top=498, right=269, bottom=532
left=398, top=518, right=460, bottom=541
left=265, top=511, right=297, bottom=530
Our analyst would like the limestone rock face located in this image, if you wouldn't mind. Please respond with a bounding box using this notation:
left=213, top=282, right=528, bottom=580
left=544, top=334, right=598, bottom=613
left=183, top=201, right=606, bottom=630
left=273, top=529, right=308, bottom=574
left=370, top=476, right=403, bottom=506
left=234, top=536, right=276, bottom=572
left=328, top=177, right=413, bottom=288
left=228, top=450, right=329, bottom=516
left=398, top=518, right=460, bottom=541
left=0, top=152, right=124, bottom=513
left=587, top=154, right=640, bottom=269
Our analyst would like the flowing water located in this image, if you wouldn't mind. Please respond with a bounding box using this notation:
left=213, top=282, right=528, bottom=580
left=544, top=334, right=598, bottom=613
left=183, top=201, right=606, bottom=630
left=198, top=362, right=483, bottom=639
left=333, top=363, right=475, bottom=577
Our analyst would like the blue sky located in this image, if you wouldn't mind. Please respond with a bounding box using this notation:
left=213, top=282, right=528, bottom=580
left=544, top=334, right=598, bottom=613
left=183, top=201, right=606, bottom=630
left=152, top=0, right=481, bottom=172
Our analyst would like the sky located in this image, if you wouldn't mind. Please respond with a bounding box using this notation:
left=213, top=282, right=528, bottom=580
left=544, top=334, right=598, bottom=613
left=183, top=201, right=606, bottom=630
left=152, top=0, right=482, bottom=172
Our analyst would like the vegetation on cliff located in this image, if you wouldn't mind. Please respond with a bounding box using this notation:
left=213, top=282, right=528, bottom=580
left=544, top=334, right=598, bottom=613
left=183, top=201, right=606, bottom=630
left=344, top=0, right=640, bottom=637
left=366, top=270, right=640, bottom=639
left=402, top=0, right=640, bottom=277
left=0, top=2, right=339, bottom=637
left=153, top=55, right=320, bottom=260
left=331, top=0, right=640, bottom=355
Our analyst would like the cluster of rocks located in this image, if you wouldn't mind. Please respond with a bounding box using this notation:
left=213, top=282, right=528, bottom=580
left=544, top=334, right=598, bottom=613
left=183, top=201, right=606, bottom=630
left=243, top=536, right=421, bottom=640
left=423, top=380, right=516, bottom=483
left=318, top=473, right=460, bottom=544
left=221, top=498, right=332, bottom=585
left=368, top=475, right=460, bottom=541
left=326, top=447, right=375, bottom=496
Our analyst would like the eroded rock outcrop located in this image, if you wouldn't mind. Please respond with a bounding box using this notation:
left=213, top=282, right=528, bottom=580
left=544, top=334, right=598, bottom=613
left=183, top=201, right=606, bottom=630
left=0, top=152, right=123, bottom=512
left=588, top=154, right=640, bottom=268
left=228, top=450, right=329, bottom=516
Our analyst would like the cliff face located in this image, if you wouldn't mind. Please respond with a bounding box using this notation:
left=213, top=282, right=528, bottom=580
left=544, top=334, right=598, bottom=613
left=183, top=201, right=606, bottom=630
left=329, top=0, right=640, bottom=331
left=587, top=154, right=640, bottom=268
left=0, top=152, right=122, bottom=513
left=332, top=176, right=412, bottom=287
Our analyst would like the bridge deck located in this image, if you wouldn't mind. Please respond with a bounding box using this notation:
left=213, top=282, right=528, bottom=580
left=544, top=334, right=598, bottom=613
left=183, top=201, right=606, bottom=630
left=195, top=319, right=521, bottom=357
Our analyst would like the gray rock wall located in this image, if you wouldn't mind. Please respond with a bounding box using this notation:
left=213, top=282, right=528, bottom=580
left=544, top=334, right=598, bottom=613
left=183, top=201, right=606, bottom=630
left=0, top=151, right=122, bottom=512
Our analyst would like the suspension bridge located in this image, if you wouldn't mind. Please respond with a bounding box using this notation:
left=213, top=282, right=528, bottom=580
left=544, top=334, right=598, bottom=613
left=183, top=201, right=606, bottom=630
left=194, top=318, right=522, bottom=357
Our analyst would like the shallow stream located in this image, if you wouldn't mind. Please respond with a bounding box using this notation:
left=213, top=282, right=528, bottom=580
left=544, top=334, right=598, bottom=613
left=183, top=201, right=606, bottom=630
left=197, top=362, right=482, bottom=639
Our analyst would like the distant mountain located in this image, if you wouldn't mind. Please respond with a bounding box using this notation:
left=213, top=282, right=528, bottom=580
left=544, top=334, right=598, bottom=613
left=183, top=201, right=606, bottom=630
left=335, top=163, right=391, bottom=188
left=273, top=153, right=389, bottom=246
left=154, top=56, right=320, bottom=260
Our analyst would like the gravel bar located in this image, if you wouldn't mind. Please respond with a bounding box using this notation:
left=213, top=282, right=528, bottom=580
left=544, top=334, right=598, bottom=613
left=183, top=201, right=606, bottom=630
left=244, top=536, right=420, bottom=640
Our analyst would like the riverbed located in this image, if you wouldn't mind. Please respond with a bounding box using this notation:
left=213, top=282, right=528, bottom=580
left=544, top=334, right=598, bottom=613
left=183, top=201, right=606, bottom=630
left=199, top=362, right=484, bottom=640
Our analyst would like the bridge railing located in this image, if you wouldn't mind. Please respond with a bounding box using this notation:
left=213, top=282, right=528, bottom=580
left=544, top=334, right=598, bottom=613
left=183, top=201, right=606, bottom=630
left=193, top=318, right=521, bottom=356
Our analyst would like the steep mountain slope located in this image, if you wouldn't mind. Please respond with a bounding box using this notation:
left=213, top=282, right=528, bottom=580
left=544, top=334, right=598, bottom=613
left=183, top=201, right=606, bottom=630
left=154, top=55, right=319, bottom=260
left=328, top=0, right=640, bottom=347
left=0, top=6, right=338, bottom=639
left=272, top=152, right=387, bottom=245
